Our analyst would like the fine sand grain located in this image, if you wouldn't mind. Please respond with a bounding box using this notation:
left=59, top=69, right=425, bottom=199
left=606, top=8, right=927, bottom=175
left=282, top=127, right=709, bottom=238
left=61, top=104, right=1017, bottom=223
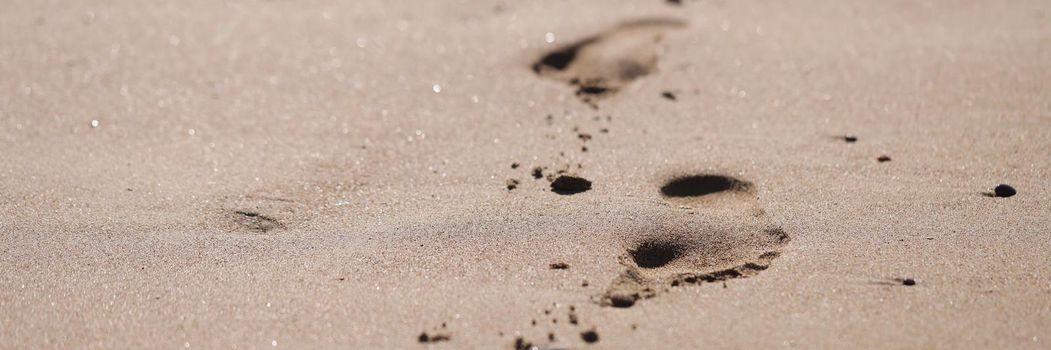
left=2, top=0, right=1050, bottom=348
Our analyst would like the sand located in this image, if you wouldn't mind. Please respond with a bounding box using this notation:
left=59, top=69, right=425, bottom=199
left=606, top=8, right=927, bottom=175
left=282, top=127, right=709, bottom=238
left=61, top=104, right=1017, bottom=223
left=2, top=0, right=1050, bottom=348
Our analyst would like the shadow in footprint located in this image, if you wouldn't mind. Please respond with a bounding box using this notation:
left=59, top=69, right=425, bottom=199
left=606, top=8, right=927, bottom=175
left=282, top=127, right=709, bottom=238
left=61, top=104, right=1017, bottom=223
left=601, top=173, right=789, bottom=307
left=660, top=175, right=752, bottom=198
left=229, top=210, right=285, bottom=234
left=210, top=194, right=302, bottom=234
left=629, top=239, right=685, bottom=269
left=532, top=18, right=687, bottom=106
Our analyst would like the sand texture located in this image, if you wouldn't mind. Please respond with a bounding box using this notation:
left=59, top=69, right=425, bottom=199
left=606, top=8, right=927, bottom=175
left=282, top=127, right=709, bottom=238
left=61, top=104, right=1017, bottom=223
left=2, top=0, right=1050, bottom=348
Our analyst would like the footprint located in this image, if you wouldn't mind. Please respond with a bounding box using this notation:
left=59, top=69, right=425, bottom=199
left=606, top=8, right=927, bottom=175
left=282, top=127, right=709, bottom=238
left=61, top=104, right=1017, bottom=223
left=532, top=18, right=686, bottom=106
left=211, top=194, right=302, bottom=234
left=659, top=174, right=758, bottom=209
left=601, top=174, right=788, bottom=307
left=226, top=210, right=285, bottom=234
left=660, top=175, right=753, bottom=199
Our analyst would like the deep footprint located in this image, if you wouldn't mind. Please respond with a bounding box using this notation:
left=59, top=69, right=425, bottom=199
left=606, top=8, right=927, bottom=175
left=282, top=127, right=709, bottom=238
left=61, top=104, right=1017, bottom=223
left=532, top=18, right=686, bottom=105
left=660, top=175, right=753, bottom=198
left=629, top=239, right=685, bottom=269
left=602, top=174, right=789, bottom=307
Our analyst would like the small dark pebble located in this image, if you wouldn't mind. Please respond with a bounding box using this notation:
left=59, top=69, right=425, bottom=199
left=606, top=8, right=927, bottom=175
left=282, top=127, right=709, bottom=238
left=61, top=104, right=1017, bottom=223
left=551, top=175, right=592, bottom=194
left=531, top=166, right=544, bottom=179
left=993, top=184, right=1016, bottom=197
left=581, top=329, right=600, bottom=343
left=511, top=162, right=520, bottom=169
left=877, top=155, right=891, bottom=162
left=418, top=332, right=450, bottom=343
left=582, top=280, right=589, bottom=287
left=550, top=262, right=569, bottom=269
left=506, top=179, right=520, bottom=191
left=661, top=91, right=677, bottom=100
left=902, top=278, right=916, bottom=286
left=666, top=0, right=682, bottom=6
left=581, top=146, right=588, bottom=152
left=514, top=337, right=533, bottom=350
left=548, top=333, right=555, bottom=341
left=578, top=133, right=592, bottom=141
left=599, top=128, right=609, bottom=133
left=844, top=135, right=858, bottom=143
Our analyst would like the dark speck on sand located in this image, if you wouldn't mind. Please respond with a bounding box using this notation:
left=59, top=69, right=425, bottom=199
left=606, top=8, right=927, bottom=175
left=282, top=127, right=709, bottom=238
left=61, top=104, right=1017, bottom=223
left=551, top=175, right=592, bottom=194
left=993, top=184, right=1016, bottom=197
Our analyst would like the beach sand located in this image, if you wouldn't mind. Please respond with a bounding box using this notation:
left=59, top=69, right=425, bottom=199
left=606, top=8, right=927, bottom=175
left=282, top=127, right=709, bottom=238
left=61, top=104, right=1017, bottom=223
left=2, top=0, right=1049, bottom=348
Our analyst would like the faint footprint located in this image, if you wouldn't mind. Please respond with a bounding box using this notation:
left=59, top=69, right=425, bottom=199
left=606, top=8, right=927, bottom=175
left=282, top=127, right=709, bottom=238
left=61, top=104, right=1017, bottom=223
left=226, top=210, right=285, bottom=234
left=532, top=18, right=686, bottom=106
left=602, top=174, right=789, bottom=307
left=212, top=194, right=301, bottom=234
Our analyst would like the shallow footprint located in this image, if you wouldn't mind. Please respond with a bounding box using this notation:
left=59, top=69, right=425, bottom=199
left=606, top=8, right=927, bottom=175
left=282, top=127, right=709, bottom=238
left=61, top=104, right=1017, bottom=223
left=226, top=210, right=286, bottom=234
left=602, top=174, right=789, bottom=307
left=532, top=18, right=686, bottom=106
left=210, top=194, right=302, bottom=234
